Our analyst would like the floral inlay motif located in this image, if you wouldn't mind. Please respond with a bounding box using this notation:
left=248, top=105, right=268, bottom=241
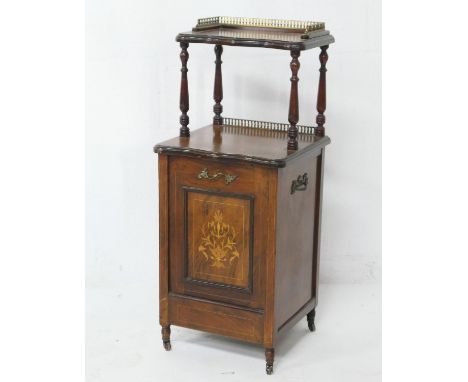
left=197, top=209, right=240, bottom=269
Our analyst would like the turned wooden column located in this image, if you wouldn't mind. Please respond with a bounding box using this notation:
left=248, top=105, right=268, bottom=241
left=315, top=45, right=329, bottom=137
left=287, top=49, right=301, bottom=151
left=179, top=42, right=190, bottom=137
left=213, top=45, right=223, bottom=125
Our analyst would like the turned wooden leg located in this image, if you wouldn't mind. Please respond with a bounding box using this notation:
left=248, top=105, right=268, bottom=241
left=307, top=308, right=316, bottom=332
left=161, top=325, right=171, bottom=351
left=265, top=348, right=274, bottom=375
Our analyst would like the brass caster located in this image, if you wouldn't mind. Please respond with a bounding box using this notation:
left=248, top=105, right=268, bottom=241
left=307, top=309, right=316, bottom=332
left=163, top=340, right=171, bottom=351
left=308, top=321, right=316, bottom=332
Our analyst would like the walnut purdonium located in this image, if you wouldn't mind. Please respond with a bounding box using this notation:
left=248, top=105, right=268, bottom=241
left=156, top=15, right=334, bottom=375
left=156, top=124, right=330, bottom=369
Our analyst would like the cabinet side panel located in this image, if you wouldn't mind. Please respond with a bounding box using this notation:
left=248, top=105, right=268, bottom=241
left=158, top=154, right=170, bottom=326
left=274, top=152, right=318, bottom=330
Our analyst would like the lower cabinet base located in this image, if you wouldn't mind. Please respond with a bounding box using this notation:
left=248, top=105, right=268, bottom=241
left=157, top=140, right=329, bottom=374
left=161, top=294, right=318, bottom=375
left=168, top=294, right=264, bottom=344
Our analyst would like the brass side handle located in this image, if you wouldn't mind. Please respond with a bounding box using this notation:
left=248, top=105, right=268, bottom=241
left=291, top=173, right=308, bottom=194
left=198, top=168, right=238, bottom=185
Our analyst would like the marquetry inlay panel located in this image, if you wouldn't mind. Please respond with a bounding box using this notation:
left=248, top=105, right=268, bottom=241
left=185, top=190, right=252, bottom=290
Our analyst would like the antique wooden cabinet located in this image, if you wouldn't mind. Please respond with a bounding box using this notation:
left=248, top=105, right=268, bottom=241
left=154, top=17, right=335, bottom=374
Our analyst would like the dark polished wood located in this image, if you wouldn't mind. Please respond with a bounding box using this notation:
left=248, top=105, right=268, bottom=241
left=287, top=50, right=300, bottom=150
left=213, top=45, right=223, bottom=125
left=155, top=124, right=330, bottom=168
left=179, top=42, right=190, bottom=137
left=176, top=28, right=334, bottom=51
left=315, top=45, right=328, bottom=137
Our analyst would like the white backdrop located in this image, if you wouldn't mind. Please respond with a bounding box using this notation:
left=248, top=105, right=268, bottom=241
left=86, top=1, right=381, bottom=380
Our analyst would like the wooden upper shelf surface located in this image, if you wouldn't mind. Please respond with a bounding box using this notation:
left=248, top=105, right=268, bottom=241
left=176, top=17, right=334, bottom=51
left=154, top=124, right=330, bottom=168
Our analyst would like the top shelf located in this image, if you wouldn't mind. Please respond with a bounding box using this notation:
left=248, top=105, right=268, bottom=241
left=176, top=16, right=335, bottom=51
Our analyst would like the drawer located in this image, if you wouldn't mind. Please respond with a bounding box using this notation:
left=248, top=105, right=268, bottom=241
left=168, top=156, right=273, bottom=309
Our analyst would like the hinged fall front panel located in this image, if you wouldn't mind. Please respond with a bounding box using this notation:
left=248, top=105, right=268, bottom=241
left=184, top=187, right=253, bottom=292
left=168, top=156, right=272, bottom=310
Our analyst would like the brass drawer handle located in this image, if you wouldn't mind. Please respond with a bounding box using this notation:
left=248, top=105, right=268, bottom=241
left=198, top=168, right=238, bottom=185
left=291, top=173, right=308, bottom=194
